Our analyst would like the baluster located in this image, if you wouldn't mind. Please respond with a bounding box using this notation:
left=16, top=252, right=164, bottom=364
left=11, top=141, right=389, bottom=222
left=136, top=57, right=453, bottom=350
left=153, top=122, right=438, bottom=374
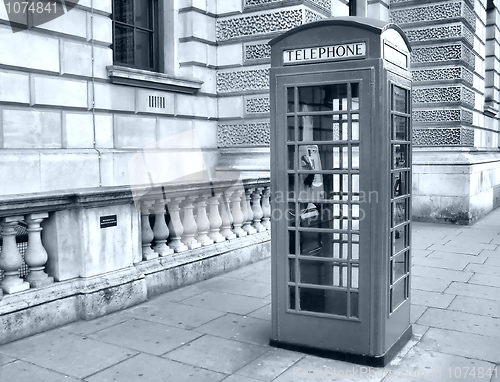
left=152, top=198, right=174, bottom=256
left=242, top=187, right=257, bottom=235
left=166, top=197, right=188, bottom=253
left=262, top=186, right=271, bottom=230
left=195, top=194, right=214, bottom=246
left=219, top=191, right=236, bottom=240
left=181, top=195, right=201, bottom=249
left=251, top=188, right=266, bottom=232
left=141, top=200, right=158, bottom=260
left=24, top=213, right=54, bottom=287
left=0, top=216, right=30, bottom=293
left=208, top=191, right=225, bottom=243
left=230, top=189, right=247, bottom=237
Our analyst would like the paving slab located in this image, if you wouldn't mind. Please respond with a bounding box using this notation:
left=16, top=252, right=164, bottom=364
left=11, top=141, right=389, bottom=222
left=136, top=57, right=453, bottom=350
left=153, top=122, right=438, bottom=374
left=248, top=304, right=271, bottom=321
left=87, top=318, right=202, bottom=356
left=383, top=346, right=494, bottom=382
left=427, top=251, right=487, bottom=263
left=272, top=354, right=388, bottom=382
left=154, top=282, right=209, bottom=302
left=120, top=299, right=225, bottom=330
left=234, top=348, right=304, bottom=382
left=419, top=327, right=500, bottom=364
left=491, top=365, right=500, bottom=382
left=417, top=308, right=500, bottom=338
left=469, top=273, right=500, bottom=288
left=59, top=312, right=132, bottom=336
left=0, top=360, right=81, bottom=382
left=0, top=329, right=136, bottom=379
left=180, top=290, right=269, bottom=315
left=244, top=270, right=272, bottom=284
left=411, top=275, right=451, bottom=292
left=0, top=352, right=15, bottom=366
left=410, top=290, right=455, bottom=309
left=410, top=304, right=427, bottom=323
left=445, top=282, right=500, bottom=301
left=222, top=375, right=261, bottom=382
left=448, top=295, right=500, bottom=318
left=412, top=256, right=470, bottom=271
left=411, top=324, right=429, bottom=339
left=195, top=313, right=271, bottom=346
left=85, top=353, right=226, bottom=382
left=202, top=276, right=271, bottom=298
left=464, top=263, right=500, bottom=276
left=411, top=265, right=473, bottom=283
left=165, top=334, right=269, bottom=374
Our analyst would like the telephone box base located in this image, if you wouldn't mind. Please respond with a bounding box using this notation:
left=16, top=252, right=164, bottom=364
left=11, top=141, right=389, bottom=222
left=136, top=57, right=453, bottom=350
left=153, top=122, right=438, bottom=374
left=269, top=325, right=412, bottom=367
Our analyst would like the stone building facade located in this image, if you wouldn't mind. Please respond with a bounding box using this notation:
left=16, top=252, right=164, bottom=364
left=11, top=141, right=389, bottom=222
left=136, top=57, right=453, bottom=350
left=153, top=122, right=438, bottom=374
left=0, top=0, right=499, bottom=224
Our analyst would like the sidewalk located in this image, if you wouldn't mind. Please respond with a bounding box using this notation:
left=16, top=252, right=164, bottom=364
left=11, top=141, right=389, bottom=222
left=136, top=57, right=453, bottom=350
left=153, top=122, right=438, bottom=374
left=1, top=210, right=500, bottom=381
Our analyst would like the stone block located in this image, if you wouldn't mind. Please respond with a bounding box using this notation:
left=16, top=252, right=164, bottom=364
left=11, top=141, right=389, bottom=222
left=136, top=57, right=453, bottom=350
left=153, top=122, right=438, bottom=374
left=94, top=83, right=135, bottom=111
left=114, top=115, right=157, bottom=148
left=175, top=93, right=210, bottom=117
left=179, top=41, right=209, bottom=64
left=33, top=75, right=88, bottom=108
left=93, top=46, right=113, bottom=79
left=157, top=118, right=193, bottom=149
left=179, top=66, right=216, bottom=94
left=0, top=70, right=29, bottom=104
left=218, top=96, right=244, bottom=118
left=193, top=120, right=217, bottom=149
left=416, top=172, right=469, bottom=197
left=216, top=0, right=242, bottom=15
left=61, top=41, right=92, bottom=77
left=63, top=112, right=94, bottom=148
left=40, top=150, right=100, bottom=192
left=34, top=8, right=87, bottom=39
left=179, top=12, right=215, bottom=41
left=97, top=150, right=115, bottom=187
left=135, top=89, right=175, bottom=115
left=92, top=13, right=112, bottom=44
left=2, top=109, right=62, bottom=149
left=0, top=151, right=41, bottom=195
left=0, top=26, right=59, bottom=72
left=94, top=113, right=113, bottom=148
left=217, top=44, right=243, bottom=66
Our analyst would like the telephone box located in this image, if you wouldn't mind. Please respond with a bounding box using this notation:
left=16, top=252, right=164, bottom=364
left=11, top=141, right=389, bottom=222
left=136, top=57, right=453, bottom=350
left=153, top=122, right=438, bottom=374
left=269, top=17, right=412, bottom=366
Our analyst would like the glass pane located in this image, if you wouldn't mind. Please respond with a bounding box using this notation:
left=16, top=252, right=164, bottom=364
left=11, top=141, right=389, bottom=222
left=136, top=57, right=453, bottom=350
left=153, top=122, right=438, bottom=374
left=393, top=116, right=408, bottom=141
left=351, top=264, right=359, bottom=289
left=352, top=242, right=359, bottom=260
left=392, top=171, right=409, bottom=198
left=393, top=85, right=407, bottom=113
left=350, top=292, right=359, bottom=318
left=288, top=174, right=295, bottom=199
left=114, top=0, right=134, bottom=24
left=333, top=232, right=349, bottom=259
left=332, top=146, right=349, bottom=169
left=300, top=260, right=334, bottom=286
left=391, top=278, right=407, bottom=311
left=297, top=144, right=354, bottom=172
left=392, top=251, right=408, bottom=284
left=299, top=231, right=334, bottom=257
left=135, top=0, right=151, bottom=29
left=298, top=115, right=338, bottom=141
left=392, top=144, right=409, bottom=169
left=287, top=202, right=296, bottom=227
left=287, top=145, right=295, bottom=170
left=351, top=83, right=359, bottom=110
left=333, top=114, right=349, bottom=141
left=114, top=25, right=134, bottom=65
left=393, top=199, right=408, bottom=226
left=289, top=258, right=296, bottom=282
left=135, top=30, right=153, bottom=69
left=288, top=230, right=296, bottom=255
left=351, top=114, right=359, bottom=140
left=352, top=146, right=359, bottom=169
left=393, top=226, right=406, bottom=254
left=299, top=288, right=348, bottom=316
left=289, top=286, right=296, bottom=309
left=287, top=116, right=295, bottom=141
left=298, top=84, right=347, bottom=112
left=298, top=203, right=338, bottom=229
left=287, top=87, right=294, bottom=113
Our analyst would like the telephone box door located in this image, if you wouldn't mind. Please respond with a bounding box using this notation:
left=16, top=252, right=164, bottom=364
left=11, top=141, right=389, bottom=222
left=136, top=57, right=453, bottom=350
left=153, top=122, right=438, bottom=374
left=272, top=68, right=373, bottom=354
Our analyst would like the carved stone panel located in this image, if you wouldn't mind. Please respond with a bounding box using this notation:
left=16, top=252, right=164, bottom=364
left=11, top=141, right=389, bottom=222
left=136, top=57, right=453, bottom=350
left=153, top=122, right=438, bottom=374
left=243, top=0, right=332, bottom=13
left=244, top=41, right=271, bottom=62
left=391, top=2, right=462, bottom=24
left=405, top=24, right=473, bottom=46
left=411, top=44, right=475, bottom=68
left=218, top=122, right=271, bottom=147
left=412, top=127, right=474, bottom=146
left=217, top=68, right=270, bottom=93
left=245, top=96, right=270, bottom=114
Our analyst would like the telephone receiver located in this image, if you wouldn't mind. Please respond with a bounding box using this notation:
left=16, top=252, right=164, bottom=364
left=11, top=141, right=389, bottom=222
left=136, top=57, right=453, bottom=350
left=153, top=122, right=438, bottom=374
left=297, top=145, right=325, bottom=220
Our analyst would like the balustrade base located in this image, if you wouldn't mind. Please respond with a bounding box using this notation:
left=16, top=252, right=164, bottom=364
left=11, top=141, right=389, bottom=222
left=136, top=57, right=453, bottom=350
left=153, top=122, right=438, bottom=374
left=29, top=276, right=55, bottom=288
left=158, top=248, right=175, bottom=256
left=143, top=252, right=159, bottom=261
left=243, top=225, right=257, bottom=235
left=1, top=281, right=30, bottom=294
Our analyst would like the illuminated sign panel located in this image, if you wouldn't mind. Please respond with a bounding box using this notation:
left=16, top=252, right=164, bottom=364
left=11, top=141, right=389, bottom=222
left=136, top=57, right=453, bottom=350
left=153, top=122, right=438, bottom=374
left=283, top=42, right=366, bottom=64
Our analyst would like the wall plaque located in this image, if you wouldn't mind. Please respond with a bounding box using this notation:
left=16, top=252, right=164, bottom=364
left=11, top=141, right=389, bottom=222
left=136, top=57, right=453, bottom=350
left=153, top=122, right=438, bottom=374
left=100, top=215, right=117, bottom=229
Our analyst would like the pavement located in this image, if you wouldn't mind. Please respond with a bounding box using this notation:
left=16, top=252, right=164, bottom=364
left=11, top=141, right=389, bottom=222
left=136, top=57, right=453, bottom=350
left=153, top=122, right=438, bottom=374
left=1, top=210, right=500, bottom=382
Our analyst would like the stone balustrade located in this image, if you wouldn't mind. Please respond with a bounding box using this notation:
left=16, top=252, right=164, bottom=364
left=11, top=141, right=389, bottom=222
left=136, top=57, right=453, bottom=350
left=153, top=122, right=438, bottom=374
left=0, top=178, right=271, bottom=300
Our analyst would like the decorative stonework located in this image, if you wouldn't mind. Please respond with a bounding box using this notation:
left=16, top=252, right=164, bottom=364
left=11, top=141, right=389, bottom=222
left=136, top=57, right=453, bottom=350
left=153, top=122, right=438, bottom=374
left=218, top=122, right=271, bottom=147
left=391, top=3, right=462, bottom=24
left=243, top=0, right=331, bottom=13
left=412, top=109, right=461, bottom=123
left=411, top=44, right=475, bottom=68
left=245, top=96, right=270, bottom=114
left=404, top=24, right=473, bottom=46
left=244, top=42, right=271, bottom=62
left=462, top=2, right=476, bottom=29
left=463, top=109, right=473, bottom=124
left=304, top=9, right=324, bottom=23
left=217, top=69, right=270, bottom=93
left=216, top=9, right=303, bottom=41
left=412, top=87, right=461, bottom=104
left=411, top=67, right=472, bottom=84
left=412, top=127, right=473, bottom=146
left=462, top=87, right=475, bottom=107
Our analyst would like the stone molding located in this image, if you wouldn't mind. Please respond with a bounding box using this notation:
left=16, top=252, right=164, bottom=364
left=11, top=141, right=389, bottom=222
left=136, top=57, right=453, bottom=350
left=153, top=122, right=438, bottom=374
left=218, top=122, right=271, bottom=147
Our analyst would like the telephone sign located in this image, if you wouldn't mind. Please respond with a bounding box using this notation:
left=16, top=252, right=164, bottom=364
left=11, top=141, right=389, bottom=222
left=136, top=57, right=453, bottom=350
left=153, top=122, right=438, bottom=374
left=269, top=17, right=413, bottom=366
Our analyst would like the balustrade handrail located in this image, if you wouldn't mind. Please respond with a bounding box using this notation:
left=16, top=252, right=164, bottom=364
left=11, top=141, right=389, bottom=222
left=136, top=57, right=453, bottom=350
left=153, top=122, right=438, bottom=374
left=0, top=177, right=271, bottom=218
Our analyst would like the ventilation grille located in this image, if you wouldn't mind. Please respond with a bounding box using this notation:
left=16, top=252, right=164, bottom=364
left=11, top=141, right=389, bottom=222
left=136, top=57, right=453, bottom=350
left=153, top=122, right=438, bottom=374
left=149, top=95, right=166, bottom=109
